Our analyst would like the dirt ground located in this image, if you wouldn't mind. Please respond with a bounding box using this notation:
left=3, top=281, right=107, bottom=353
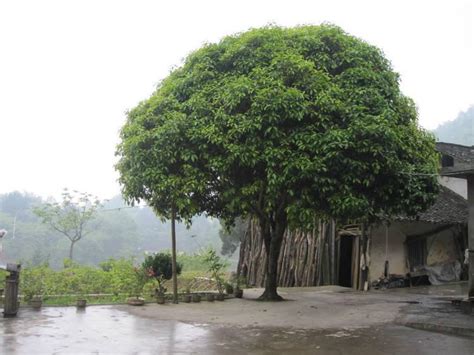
left=126, top=286, right=408, bottom=330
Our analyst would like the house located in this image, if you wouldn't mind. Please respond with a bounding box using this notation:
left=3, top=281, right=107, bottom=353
left=237, top=142, right=473, bottom=291
left=339, top=186, right=467, bottom=290
left=436, top=142, right=474, bottom=298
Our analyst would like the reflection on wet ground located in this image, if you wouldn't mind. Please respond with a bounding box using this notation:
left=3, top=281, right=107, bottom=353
left=1, top=305, right=473, bottom=354
left=1, top=306, right=208, bottom=354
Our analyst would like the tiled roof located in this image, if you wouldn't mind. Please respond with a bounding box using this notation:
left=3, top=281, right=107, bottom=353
left=396, top=185, right=468, bottom=224
left=436, top=142, right=474, bottom=178
left=436, top=142, right=474, bottom=164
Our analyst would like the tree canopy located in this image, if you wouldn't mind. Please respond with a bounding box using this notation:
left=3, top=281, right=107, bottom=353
left=116, top=25, right=439, bottom=300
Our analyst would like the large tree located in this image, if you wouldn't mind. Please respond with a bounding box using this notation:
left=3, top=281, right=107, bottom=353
left=116, top=25, right=439, bottom=300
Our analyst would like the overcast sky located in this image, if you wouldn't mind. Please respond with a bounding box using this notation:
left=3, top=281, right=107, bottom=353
left=0, top=0, right=472, bottom=200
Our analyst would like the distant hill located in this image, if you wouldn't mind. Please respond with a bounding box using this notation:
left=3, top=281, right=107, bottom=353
left=434, top=106, right=474, bottom=146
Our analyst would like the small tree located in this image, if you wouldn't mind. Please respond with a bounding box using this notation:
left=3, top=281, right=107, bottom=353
left=21, top=265, right=47, bottom=301
left=34, top=189, right=101, bottom=261
left=203, top=248, right=229, bottom=295
left=142, top=252, right=182, bottom=296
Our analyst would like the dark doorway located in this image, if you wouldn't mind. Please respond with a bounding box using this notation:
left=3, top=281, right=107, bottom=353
left=339, top=236, right=353, bottom=287
left=406, top=238, right=427, bottom=272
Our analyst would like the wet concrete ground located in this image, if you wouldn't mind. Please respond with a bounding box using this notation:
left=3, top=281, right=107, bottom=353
left=1, top=306, right=473, bottom=354
left=1, top=284, right=474, bottom=354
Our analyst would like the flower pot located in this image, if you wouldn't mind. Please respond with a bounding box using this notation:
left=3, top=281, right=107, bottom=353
left=216, top=293, right=225, bottom=301
left=127, top=297, right=145, bottom=306
left=76, top=299, right=87, bottom=308
left=192, top=294, right=201, bottom=303
left=234, top=289, right=243, bottom=298
left=225, top=284, right=234, bottom=295
left=183, top=294, right=192, bottom=303
left=156, top=295, right=166, bottom=304
left=206, top=294, right=215, bottom=302
left=30, top=297, right=43, bottom=309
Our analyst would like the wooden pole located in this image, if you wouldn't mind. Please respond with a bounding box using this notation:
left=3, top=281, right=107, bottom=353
left=171, top=205, right=178, bottom=304
left=467, top=176, right=474, bottom=299
left=4, top=270, right=20, bottom=317
left=330, top=221, right=336, bottom=284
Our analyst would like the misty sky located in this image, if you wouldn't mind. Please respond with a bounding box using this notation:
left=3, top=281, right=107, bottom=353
left=0, top=0, right=473, bottom=200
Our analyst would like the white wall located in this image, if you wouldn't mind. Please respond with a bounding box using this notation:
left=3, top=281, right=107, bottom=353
left=369, top=221, right=460, bottom=282
left=370, top=223, right=407, bottom=279
left=439, top=176, right=467, bottom=198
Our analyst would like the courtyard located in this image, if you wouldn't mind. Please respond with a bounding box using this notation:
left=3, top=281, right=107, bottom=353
left=2, top=285, right=473, bottom=354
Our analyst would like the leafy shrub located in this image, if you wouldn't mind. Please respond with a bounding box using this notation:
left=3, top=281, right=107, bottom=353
left=142, top=252, right=182, bottom=295
left=20, top=264, right=48, bottom=301
left=203, top=248, right=229, bottom=294
left=16, top=254, right=215, bottom=304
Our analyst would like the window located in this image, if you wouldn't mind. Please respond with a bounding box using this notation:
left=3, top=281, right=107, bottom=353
left=407, top=238, right=426, bottom=271
left=441, top=154, right=454, bottom=167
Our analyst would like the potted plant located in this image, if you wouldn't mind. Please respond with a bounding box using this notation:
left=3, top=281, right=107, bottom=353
left=182, top=286, right=192, bottom=303
left=233, top=286, right=243, bottom=299
left=224, top=282, right=234, bottom=296
left=203, top=248, right=228, bottom=301
left=30, top=296, right=43, bottom=309
left=233, top=276, right=245, bottom=298
left=127, top=266, right=148, bottom=306
left=142, top=253, right=182, bottom=305
left=21, top=268, right=45, bottom=309
left=76, top=298, right=87, bottom=308
left=76, top=283, right=88, bottom=308
left=154, top=276, right=167, bottom=305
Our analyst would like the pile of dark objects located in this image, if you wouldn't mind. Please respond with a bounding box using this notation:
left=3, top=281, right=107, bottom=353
left=371, top=274, right=410, bottom=289
left=372, top=260, right=462, bottom=290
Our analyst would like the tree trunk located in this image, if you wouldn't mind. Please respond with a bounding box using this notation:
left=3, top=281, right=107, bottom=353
left=171, top=205, right=179, bottom=304
left=237, top=219, right=337, bottom=288
left=258, top=215, right=286, bottom=301
left=69, top=240, right=76, bottom=260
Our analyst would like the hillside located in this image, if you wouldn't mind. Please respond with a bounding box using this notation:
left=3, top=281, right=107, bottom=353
left=434, top=106, right=474, bottom=146
left=0, top=192, right=223, bottom=268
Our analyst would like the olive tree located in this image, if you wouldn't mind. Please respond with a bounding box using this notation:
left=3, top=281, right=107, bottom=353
left=116, top=25, right=439, bottom=300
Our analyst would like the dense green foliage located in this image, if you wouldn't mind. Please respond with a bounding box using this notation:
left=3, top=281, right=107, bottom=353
left=143, top=252, right=183, bottom=280
left=434, top=105, right=474, bottom=146
left=142, top=252, right=182, bottom=294
left=15, top=252, right=221, bottom=305
left=20, top=259, right=134, bottom=300
left=116, top=25, right=439, bottom=300
left=117, top=25, right=438, bottom=224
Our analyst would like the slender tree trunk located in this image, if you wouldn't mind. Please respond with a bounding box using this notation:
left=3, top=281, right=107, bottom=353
left=171, top=205, right=179, bottom=304
left=258, top=214, right=286, bottom=301
left=69, top=240, right=76, bottom=260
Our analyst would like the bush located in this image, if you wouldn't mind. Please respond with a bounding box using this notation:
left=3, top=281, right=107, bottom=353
left=20, top=258, right=139, bottom=300
left=16, top=254, right=217, bottom=305
left=142, top=252, right=182, bottom=295
left=203, top=248, right=229, bottom=294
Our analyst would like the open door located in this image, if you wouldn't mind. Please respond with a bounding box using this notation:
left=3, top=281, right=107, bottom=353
left=338, top=235, right=353, bottom=287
